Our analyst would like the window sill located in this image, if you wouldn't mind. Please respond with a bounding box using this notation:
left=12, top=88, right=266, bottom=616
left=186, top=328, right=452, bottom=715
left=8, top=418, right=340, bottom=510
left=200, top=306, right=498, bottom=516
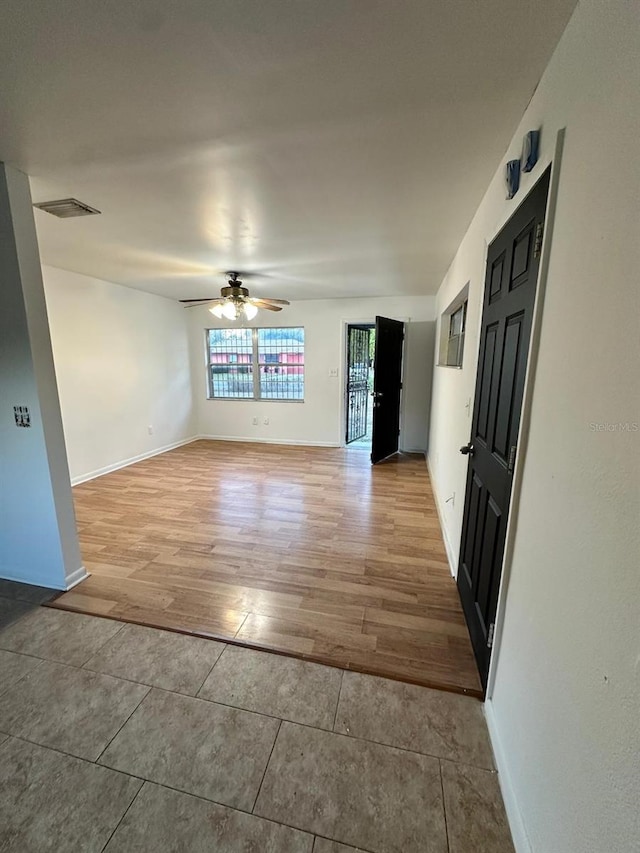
left=436, top=363, right=463, bottom=370
left=206, top=397, right=305, bottom=403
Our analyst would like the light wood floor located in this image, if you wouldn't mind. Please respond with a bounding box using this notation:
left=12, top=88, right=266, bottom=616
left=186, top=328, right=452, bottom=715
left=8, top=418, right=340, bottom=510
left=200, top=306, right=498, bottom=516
left=50, top=440, right=482, bottom=697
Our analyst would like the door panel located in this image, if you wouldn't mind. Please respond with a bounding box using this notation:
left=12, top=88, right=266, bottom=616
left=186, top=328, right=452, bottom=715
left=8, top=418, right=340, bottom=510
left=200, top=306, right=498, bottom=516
left=458, top=168, right=550, bottom=690
left=475, top=496, right=501, bottom=617
left=493, top=312, right=524, bottom=461
left=510, top=219, right=535, bottom=284
left=489, top=253, right=505, bottom=302
left=371, top=316, right=404, bottom=464
left=476, top=323, right=498, bottom=443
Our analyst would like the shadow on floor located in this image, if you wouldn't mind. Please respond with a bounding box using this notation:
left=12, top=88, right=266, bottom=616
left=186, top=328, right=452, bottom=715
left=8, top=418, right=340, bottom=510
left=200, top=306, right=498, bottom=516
left=0, top=580, right=57, bottom=630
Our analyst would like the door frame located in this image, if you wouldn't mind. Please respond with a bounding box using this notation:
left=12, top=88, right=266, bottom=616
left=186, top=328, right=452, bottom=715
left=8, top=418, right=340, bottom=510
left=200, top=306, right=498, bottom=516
left=479, top=129, right=566, bottom=698
left=345, top=322, right=375, bottom=445
left=339, top=317, right=409, bottom=449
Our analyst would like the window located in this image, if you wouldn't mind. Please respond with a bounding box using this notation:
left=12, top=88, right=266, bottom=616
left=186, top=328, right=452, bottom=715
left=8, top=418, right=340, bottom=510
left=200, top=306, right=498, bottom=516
left=438, top=284, right=469, bottom=368
left=446, top=301, right=467, bottom=367
left=207, top=327, right=304, bottom=400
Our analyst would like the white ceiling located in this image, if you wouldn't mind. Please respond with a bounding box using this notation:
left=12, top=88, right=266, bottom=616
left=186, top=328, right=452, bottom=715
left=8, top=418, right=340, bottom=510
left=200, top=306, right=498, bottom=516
left=0, top=0, right=576, bottom=301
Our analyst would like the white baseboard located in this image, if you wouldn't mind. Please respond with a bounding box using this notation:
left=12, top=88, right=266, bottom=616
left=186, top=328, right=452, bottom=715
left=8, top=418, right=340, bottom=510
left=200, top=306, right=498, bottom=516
left=70, top=436, right=199, bottom=485
left=484, top=699, right=532, bottom=853
left=425, top=455, right=458, bottom=577
left=0, top=565, right=83, bottom=592
left=196, top=434, right=341, bottom=448
left=64, top=566, right=89, bottom=590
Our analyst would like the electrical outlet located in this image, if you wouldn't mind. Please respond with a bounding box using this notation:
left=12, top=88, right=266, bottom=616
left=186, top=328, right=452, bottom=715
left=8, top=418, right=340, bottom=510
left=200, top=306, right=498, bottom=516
left=263, top=417, right=269, bottom=425
left=329, top=368, right=338, bottom=378
left=147, top=425, right=154, bottom=435
left=252, top=417, right=258, bottom=425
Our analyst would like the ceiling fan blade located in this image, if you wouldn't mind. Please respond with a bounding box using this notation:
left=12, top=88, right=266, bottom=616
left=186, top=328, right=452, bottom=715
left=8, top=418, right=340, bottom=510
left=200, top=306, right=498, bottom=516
left=247, top=298, right=290, bottom=306
left=179, top=297, right=223, bottom=303
left=183, top=300, right=224, bottom=308
left=251, top=300, right=283, bottom=311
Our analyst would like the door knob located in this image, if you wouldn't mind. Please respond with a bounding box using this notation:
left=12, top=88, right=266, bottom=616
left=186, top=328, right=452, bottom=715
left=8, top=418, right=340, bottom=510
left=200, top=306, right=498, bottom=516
left=372, top=391, right=383, bottom=399
left=459, top=443, right=475, bottom=456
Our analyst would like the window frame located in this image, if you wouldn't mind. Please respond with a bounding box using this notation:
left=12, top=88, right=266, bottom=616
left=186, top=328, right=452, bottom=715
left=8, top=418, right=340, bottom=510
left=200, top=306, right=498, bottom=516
left=437, top=284, right=469, bottom=369
left=205, top=326, right=305, bottom=402
left=446, top=301, right=467, bottom=368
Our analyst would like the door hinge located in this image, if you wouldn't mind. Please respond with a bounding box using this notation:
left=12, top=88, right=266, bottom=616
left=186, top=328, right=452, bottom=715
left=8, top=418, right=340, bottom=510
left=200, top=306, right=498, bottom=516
left=533, top=220, right=545, bottom=259
left=507, top=444, right=517, bottom=473
left=487, top=623, right=495, bottom=648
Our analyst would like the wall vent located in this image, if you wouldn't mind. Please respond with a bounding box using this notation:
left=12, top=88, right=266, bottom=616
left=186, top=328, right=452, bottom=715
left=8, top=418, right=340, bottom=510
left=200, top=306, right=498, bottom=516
left=33, top=198, right=101, bottom=218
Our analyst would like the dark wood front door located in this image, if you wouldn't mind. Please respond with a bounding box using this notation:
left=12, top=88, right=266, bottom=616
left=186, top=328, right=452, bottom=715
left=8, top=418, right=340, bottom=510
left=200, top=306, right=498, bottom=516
left=458, top=168, right=550, bottom=689
left=371, top=316, right=404, bottom=464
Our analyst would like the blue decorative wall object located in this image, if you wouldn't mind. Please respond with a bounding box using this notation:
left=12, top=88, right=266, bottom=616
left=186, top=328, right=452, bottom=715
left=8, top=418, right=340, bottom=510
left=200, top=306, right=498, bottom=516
left=522, top=129, right=540, bottom=172
left=505, top=159, right=520, bottom=199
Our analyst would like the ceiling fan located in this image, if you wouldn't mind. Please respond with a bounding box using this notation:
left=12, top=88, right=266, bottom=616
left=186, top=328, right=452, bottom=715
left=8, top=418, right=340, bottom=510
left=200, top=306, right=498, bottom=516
left=179, top=272, right=290, bottom=320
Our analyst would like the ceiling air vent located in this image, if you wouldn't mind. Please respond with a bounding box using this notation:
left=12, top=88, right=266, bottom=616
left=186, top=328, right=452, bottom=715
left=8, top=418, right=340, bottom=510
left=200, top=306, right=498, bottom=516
left=33, top=198, right=101, bottom=218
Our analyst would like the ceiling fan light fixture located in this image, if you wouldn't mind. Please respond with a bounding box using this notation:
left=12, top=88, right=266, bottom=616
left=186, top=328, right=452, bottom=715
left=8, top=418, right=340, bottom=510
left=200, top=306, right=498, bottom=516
left=181, top=272, right=290, bottom=320
left=242, top=302, right=258, bottom=320
left=221, top=301, right=240, bottom=321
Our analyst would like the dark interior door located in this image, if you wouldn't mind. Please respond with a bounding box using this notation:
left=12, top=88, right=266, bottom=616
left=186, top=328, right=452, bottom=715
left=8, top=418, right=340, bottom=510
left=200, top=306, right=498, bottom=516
left=346, top=325, right=372, bottom=444
left=371, top=316, right=404, bottom=464
left=458, top=168, right=550, bottom=689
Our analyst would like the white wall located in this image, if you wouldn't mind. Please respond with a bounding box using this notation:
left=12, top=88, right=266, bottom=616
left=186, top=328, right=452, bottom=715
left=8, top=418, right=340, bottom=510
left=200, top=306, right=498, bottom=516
left=43, top=266, right=196, bottom=483
left=190, top=295, right=436, bottom=450
left=0, top=164, right=83, bottom=589
left=428, top=2, right=640, bottom=851
left=42, top=275, right=432, bottom=485
left=403, top=320, right=436, bottom=452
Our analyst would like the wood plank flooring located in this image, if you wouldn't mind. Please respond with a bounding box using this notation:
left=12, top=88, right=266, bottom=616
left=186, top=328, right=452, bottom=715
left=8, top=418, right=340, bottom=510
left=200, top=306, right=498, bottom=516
left=50, top=440, right=482, bottom=697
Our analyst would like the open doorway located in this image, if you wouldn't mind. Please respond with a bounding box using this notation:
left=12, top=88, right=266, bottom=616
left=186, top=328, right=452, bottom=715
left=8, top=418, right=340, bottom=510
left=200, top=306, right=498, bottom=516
left=345, top=324, right=375, bottom=448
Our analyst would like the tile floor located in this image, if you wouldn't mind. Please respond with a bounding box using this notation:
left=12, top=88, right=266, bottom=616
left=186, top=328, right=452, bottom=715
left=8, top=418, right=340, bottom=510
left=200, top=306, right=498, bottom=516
left=0, top=586, right=514, bottom=853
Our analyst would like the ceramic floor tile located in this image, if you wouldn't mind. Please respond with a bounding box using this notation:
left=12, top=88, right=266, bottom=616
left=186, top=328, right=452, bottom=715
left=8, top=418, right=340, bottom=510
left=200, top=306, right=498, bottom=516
left=0, top=607, right=123, bottom=666
left=335, top=671, right=494, bottom=769
left=0, top=580, right=56, bottom=604
left=0, top=596, right=33, bottom=630
left=0, top=736, right=141, bottom=853
left=199, top=645, right=343, bottom=729
left=440, top=760, right=514, bottom=853
left=255, top=722, right=447, bottom=853
left=0, top=660, right=149, bottom=760
left=84, top=623, right=225, bottom=694
left=100, top=688, right=280, bottom=811
left=313, top=839, right=370, bottom=853
left=0, top=649, right=42, bottom=697
left=105, top=781, right=314, bottom=852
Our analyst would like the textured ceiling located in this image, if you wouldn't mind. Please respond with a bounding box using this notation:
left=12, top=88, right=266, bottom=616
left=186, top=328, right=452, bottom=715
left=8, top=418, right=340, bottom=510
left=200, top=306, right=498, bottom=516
left=0, top=0, right=576, bottom=300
